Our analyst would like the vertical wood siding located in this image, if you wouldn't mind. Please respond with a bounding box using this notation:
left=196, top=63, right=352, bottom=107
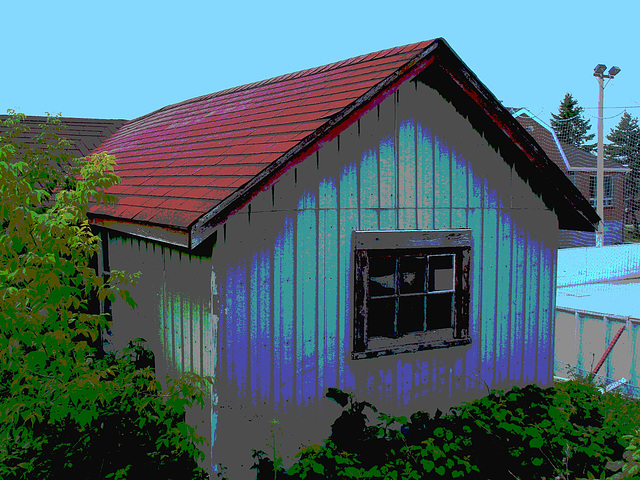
left=106, top=234, right=217, bottom=470
left=106, top=79, right=560, bottom=477
left=208, top=80, right=559, bottom=476
left=106, top=236, right=214, bottom=380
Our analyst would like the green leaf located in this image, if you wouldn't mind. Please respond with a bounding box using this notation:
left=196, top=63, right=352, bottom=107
left=529, top=437, right=544, bottom=449
left=421, top=460, right=434, bottom=473
left=25, top=351, right=47, bottom=371
left=344, top=466, right=361, bottom=477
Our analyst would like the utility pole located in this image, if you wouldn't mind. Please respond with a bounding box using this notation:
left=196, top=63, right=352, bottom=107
left=593, top=64, right=621, bottom=247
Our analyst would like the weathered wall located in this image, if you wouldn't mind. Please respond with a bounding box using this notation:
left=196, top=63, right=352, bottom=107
left=104, top=233, right=216, bottom=470
left=207, top=80, right=559, bottom=478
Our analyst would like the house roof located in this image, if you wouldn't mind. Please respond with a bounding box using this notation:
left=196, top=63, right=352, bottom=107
left=89, top=38, right=599, bottom=249
left=510, top=109, right=629, bottom=172
left=0, top=115, right=127, bottom=159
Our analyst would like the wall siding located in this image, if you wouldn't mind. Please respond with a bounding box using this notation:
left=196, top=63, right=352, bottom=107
left=208, top=81, right=558, bottom=478
left=104, top=79, right=559, bottom=479
left=105, top=233, right=216, bottom=469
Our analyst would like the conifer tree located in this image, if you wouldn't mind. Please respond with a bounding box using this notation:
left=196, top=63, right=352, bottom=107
left=605, top=111, right=640, bottom=235
left=550, top=93, right=596, bottom=152
left=605, top=111, right=640, bottom=164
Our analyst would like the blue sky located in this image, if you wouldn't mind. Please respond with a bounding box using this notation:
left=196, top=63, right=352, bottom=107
left=3, top=0, right=638, bottom=136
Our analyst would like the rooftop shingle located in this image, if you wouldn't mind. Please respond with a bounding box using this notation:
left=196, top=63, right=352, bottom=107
left=91, top=40, right=436, bottom=229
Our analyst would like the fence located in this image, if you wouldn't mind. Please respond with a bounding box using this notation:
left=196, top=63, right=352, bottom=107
left=554, top=359, right=640, bottom=399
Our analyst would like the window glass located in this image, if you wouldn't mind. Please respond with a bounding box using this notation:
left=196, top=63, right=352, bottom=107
left=353, top=229, right=471, bottom=358
left=398, top=296, right=425, bottom=335
left=429, top=254, right=454, bottom=292
left=590, top=175, right=614, bottom=207
left=398, top=256, right=425, bottom=294
left=427, top=293, right=453, bottom=330
left=368, top=297, right=395, bottom=338
left=369, top=254, right=395, bottom=297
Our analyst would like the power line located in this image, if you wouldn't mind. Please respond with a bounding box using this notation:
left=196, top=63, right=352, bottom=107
left=583, top=106, right=640, bottom=109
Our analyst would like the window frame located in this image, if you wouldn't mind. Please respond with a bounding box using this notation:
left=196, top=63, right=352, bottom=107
left=589, top=174, right=614, bottom=207
left=352, top=229, right=472, bottom=360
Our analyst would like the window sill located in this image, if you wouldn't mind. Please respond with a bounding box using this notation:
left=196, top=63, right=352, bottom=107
left=351, top=336, right=472, bottom=360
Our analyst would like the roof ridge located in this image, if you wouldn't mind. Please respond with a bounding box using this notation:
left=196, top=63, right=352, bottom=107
left=144, top=40, right=434, bottom=121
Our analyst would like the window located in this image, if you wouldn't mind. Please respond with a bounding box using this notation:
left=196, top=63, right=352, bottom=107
left=352, top=230, right=471, bottom=359
left=589, top=175, right=613, bottom=207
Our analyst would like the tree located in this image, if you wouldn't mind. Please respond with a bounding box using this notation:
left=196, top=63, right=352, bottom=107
left=0, top=112, right=211, bottom=479
left=605, top=111, right=640, bottom=236
left=550, top=93, right=596, bottom=153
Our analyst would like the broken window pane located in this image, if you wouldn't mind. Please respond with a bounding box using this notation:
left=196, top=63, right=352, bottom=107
left=398, top=256, right=425, bottom=294
left=370, top=255, right=395, bottom=297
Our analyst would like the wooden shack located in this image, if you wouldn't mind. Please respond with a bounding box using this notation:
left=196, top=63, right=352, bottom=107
left=88, top=38, right=598, bottom=477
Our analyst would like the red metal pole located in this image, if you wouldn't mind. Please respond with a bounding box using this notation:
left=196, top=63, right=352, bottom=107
left=592, top=324, right=626, bottom=376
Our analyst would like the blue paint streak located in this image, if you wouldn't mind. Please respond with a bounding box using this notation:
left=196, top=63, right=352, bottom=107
left=274, top=217, right=295, bottom=408
left=359, top=149, right=379, bottom=229
left=297, top=192, right=317, bottom=405
left=248, top=249, right=272, bottom=404
left=226, top=262, right=248, bottom=398
left=495, top=210, right=512, bottom=384
left=398, top=119, right=416, bottom=229
left=339, top=163, right=358, bottom=389
left=510, top=222, right=527, bottom=383
left=379, top=135, right=396, bottom=215
left=250, top=253, right=259, bottom=406
left=319, top=208, right=339, bottom=391
left=523, top=232, right=540, bottom=383
left=481, top=209, right=498, bottom=386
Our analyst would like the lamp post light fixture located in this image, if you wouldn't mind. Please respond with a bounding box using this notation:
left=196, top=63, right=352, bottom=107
left=593, top=63, right=621, bottom=247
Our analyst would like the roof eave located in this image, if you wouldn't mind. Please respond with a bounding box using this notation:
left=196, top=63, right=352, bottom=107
left=90, top=215, right=190, bottom=248
left=417, top=44, right=599, bottom=232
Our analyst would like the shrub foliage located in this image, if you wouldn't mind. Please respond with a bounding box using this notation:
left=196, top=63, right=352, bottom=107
left=0, top=112, right=211, bottom=479
left=253, top=380, right=640, bottom=480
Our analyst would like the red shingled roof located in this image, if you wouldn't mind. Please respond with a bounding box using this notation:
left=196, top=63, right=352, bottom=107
left=90, top=38, right=599, bottom=248
left=92, top=40, right=435, bottom=230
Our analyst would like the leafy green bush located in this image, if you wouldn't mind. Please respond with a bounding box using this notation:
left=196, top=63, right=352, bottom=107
left=253, top=379, right=640, bottom=480
left=0, top=112, right=211, bottom=479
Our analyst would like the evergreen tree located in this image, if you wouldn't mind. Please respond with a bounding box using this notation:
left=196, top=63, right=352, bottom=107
left=550, top=93, right=596, bottom=152
left=605, top=111, right=640, bottom=235
left=605, top=111, right=640, bottom=164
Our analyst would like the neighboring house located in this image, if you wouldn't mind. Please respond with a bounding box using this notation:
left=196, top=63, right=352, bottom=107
left=511, top=108, right=628, bottom=247
left=88, top=39, right=598, bottom=477
left=0, top=114, right=127, bottom=158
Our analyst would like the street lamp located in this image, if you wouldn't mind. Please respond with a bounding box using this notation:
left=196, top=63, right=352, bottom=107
left=593, top=63, right=621, bottom=247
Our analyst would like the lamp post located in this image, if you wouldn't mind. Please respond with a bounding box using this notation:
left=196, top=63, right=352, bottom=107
left=593, top=64, right=621, bottom=247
